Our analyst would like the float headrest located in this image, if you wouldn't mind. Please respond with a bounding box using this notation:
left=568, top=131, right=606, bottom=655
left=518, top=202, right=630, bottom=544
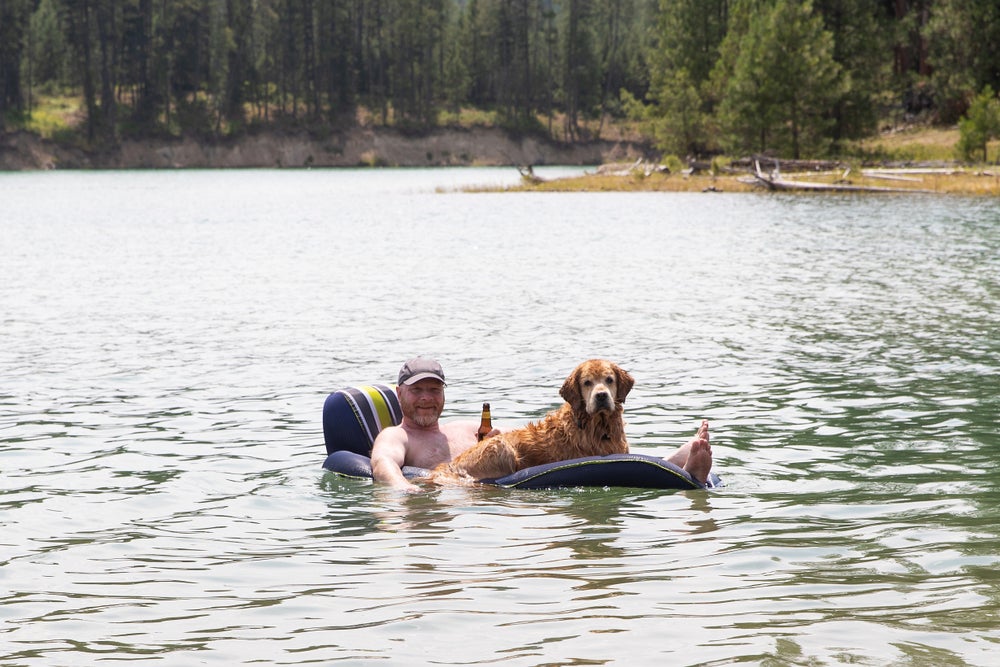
left=322, top=384, right=402, bottom=455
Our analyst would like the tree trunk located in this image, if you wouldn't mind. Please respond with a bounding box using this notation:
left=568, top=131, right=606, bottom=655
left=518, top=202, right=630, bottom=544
left=96, top=0, right=117, bottom=141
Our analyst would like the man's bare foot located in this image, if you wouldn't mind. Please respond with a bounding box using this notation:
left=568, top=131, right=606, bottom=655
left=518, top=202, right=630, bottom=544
left=693, top=419, right=709, bottom=445
left=684, top=436, right=712, bottom=485
left=668, top=419, right=713, bottom=485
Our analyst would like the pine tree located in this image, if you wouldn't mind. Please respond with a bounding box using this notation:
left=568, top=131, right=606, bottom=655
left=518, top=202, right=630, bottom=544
left=717, top=0, right=843, bottom=158
left=814, top=0, right=892, bottom=142
left=926, top=0, right=1000, bottom=123
left=0, top=0, right=32, bottom=125
left=642, top=0, right=729, bottom=154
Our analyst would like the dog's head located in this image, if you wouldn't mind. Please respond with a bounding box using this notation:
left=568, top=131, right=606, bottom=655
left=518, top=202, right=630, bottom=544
left=560, top=359, right=634, bottom=418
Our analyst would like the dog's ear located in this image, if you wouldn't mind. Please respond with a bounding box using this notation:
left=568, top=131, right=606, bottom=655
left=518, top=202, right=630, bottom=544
left=560, top=367, right=585, bottom=415
left=614, top=365, right=635, bottom=403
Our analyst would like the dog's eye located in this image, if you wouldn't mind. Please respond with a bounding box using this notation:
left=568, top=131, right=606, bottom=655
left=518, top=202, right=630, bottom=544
left=606, top=376, right=614, bottom=385
left=582, top=379, right=593, bottom=387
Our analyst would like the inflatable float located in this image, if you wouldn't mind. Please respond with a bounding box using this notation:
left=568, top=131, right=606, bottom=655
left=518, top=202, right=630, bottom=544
left=321, top=384, right=721, bottom=490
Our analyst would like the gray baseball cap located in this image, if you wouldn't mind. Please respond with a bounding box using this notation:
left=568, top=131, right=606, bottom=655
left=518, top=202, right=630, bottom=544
left=397, top=357, right=447, bottom=386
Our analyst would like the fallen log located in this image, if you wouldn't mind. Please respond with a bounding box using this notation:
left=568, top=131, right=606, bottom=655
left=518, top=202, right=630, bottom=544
left=518, top=164, right=544, bottom=184
left=734, top=156, right=842, bottom=171
left=746, top=160, right=933, bottom=193
left=861, top=170, right=924, bottom=182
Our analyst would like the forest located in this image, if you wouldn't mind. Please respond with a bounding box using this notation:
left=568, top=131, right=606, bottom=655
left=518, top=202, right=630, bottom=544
left=2, top=0, right=1000, bottom=160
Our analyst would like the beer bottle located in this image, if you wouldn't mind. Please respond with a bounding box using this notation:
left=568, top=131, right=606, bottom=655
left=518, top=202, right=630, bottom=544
left=476, top=402, right=493, bottom=441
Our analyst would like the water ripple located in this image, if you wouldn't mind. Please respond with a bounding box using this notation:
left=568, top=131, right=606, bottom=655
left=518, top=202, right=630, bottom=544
left=2, top=173, right=999, bottom=665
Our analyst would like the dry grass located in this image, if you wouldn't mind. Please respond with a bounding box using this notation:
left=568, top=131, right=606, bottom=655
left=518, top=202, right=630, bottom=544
left=854, top=126, right=962, bottom=162
left=514, top=171, right=757, bottom=193
left=851, top=124, right=1000, bottom=163
left=915, top=170, right=1000, bottom=194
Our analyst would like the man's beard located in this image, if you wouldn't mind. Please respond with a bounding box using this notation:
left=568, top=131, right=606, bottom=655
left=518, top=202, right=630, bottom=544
left=403, top=401, right=442, bottom=428
left=409, top=412, right=439, bottom=428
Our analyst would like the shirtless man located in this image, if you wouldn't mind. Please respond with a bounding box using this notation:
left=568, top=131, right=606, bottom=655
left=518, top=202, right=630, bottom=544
left=371, top=357, right=494, bottom=493
left=370, top=357, right=714, bottom=492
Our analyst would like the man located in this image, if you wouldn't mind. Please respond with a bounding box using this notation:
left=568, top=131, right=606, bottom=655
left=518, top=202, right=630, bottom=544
left=371, top=357, right=713, bottom=492
left=371, top=357, right=495, bottom=493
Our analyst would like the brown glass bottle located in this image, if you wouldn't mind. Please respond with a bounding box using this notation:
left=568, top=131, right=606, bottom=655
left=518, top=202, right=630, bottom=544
left=476, top=402, right=492, bottom=441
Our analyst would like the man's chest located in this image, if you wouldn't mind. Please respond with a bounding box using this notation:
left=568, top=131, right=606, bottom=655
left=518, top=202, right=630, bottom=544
left=406, top=437, right=451, bottom=469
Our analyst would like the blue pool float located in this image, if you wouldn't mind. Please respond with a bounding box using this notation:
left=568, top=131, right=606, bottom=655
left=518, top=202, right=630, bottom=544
left=321, top=384, right=720, bottom=490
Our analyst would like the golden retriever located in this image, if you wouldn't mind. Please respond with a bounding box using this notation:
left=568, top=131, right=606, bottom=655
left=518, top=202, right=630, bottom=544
left=432, top=359, right=634, bottom=482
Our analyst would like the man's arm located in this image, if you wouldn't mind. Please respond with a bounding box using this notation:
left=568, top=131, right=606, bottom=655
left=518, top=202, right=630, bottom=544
left=370, top=427, right=421, bottom=493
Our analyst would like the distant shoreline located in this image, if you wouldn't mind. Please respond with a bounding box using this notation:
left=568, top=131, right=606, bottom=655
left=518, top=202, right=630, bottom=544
left=5, top=125, right=995, bottom=195
left=0, top=126, right=650, bottom=171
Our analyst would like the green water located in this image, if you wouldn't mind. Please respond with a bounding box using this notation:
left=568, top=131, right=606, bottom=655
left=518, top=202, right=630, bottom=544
left=1, top=170, right=998, bottom=665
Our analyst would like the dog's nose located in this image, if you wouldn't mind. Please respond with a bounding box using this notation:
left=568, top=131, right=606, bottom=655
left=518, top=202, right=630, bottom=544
left=595, top=391, right=612, bottom=407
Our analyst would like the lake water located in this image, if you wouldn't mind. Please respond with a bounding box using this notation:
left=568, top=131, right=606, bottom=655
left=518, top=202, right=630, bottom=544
left=1, top=168, right=998, bottom=666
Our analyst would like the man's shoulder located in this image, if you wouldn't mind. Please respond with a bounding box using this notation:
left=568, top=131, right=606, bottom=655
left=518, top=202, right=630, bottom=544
left=373, top=423, right=407, bottom=445
left=440, top=420, right=475, bottom=435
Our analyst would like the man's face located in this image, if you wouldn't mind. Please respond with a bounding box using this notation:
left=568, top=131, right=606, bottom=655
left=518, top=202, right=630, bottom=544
left=399, top=379, right=445, bottom=427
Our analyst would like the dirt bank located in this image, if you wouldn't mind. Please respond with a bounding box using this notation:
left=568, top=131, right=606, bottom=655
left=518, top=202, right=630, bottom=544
left=0, top=126, right=651, bottom=170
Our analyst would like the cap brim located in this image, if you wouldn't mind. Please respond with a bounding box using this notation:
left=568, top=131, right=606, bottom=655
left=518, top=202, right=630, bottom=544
left=400, top=372, right=446, bottom=386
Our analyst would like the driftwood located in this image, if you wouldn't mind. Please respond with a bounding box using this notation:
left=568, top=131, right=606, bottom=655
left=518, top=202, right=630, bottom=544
left=595, top=158, right=645, bottom=176
left=733, top=156, right=842, bottom=172
left=867, top=167, right=959, bottom=175
left=595, top=158, right=670, bottom=177
left=518, top=164, right=544, bottom=184
left=860, top=170, right=924, bottom=182
left=744, top=159, right=934, bottom=193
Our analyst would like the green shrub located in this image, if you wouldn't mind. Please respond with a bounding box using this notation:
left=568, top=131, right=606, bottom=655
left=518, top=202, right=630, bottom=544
left=957, top=86, right=1000, bottom=163
left=663, top=154, right=684, bottom=174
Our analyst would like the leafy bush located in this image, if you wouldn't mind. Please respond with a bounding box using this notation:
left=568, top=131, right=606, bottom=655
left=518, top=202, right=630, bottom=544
left=663, top=154, right=685, bottom=174
left=957, top=86, right=1000, bottom=163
